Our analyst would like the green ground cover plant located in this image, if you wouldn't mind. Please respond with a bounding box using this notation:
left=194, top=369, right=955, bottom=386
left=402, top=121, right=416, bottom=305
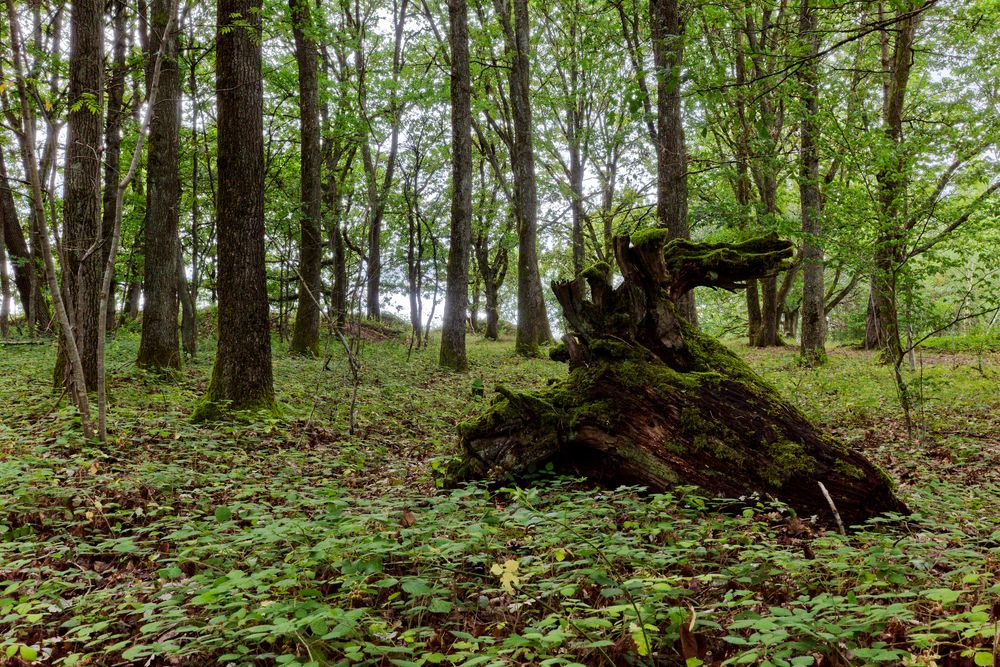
left=1, top=332, right=997, bottom=666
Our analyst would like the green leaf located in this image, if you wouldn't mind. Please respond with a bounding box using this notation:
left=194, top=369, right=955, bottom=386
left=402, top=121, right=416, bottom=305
left=214, top=506, right=233, bottom=522
left=19, top=645, right=38, bottom=661
left=923, top=588, right=961, bottom=605
left=401, top=578, right=433, bottom=596
left=974, top=653, right=994, bottom=667
left=428, top=598, right=453, bottom=613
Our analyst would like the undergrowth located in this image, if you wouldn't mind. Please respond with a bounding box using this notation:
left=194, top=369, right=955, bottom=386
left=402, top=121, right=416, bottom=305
left=0, top=332, right=997, bottom=666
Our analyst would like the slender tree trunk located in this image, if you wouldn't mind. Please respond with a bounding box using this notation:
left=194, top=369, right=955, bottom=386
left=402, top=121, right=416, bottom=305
left=352, top=0, right=407, bottom=320
left=289, top=0, right=323, bottom=355
left=6, top=0, right=94, bottom=435
left=196, top=0, right=274, bottom=416
left=0, top=188, right=8, bottom=336
left=650, top=0, right=697, bottom=325
left=406, top=186, right=422, bottom=343
left=327, top=187, right=348, bottom=329
left=798, top=0, right=825, bottom=365
left=100, top=0, right=128, bottom=331
left=568, top=118, right=585, bottom=286
left=867, top=5, right=918, bottom=363
left=58, top=0, right=105, bottom=390
left=178, top=242, right=196, bottom=356
left=503, top=0, right=551, bottom=354
left=440, top=0, right=473, bottom=371
left=137, top=0, right=181, bottom=370
left=0, top=149, right=49, bottom=328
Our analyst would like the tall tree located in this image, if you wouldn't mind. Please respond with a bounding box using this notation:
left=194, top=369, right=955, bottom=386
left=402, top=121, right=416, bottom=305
left=289, top=0, right=323, bottom=355
left=865, top=2, right=919, bottom=362
left=491, top=0, right=551, bottom=354
left=100, top=0, right=128, bottom=330
left=137, top=0, right=181, bottom=369
left=347, top=0, right=408, bottom=320
left=440, top=0, right=473, bottom=370
left=197, top=0, right=274, bottom=415
left=0, top=149, right=49, bottom=329
left=0, top=176, right=8, bottom=336
left=798, top=0, right=825, bottom=364
left=6, top=0, right=94, bottom=434
left=650, top=0, right=697, bottom=324
left=59, top=0, right=105, bottom=389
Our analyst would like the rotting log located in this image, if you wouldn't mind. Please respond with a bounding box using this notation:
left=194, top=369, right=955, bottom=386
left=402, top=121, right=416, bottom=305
left=454, top=231, right=909, bottom=528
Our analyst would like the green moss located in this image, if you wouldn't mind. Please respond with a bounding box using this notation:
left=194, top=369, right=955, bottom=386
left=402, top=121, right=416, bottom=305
left=191, top=395, right=282, bottom=422
left=589, top=339, right=634, bottom=360
left=581, top=261, right=612, bottom=281
left=834, top=460, right=866, bottom=481
left=630, top=227, right=672, bottom=248
left=762, top=439, right=817, bottom=488
left=549, top=343, right=569, bottom=363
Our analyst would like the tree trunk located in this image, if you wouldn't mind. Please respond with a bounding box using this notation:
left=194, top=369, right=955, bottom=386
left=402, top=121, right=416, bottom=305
left=0, top=188, right=8, bottom=336
left=505, top=0, right=551, bottom=355
left=59, top=0, right=105, bottom=390
left=867, top=3, right=918, bottom=363
left=195, top=0, right=274, bottom=417
left=650, top=0, right=696, bottom=325
left=455, top=232, right=908, bottom=528
left=474, top=230, right=506, bottom=342
left=798, top=0, right=825, bottom=365
left=406, top=189, right=422, bottom=344
left=440, top=0, right=473, bottom=371
left=320, top=100, right=351, bottom=330
left=289, top=0, right=323, bottom=356
left=100, top=0, right=128, bottom=332
left=178, top=243, right=196, bottom=357
left=754, top=274, right=782, bottom=347
left=352, top=0, right=407, bottom=320
left=136, top=0, right=181, bottom=370
left=0, top=149, right=49, bottom=330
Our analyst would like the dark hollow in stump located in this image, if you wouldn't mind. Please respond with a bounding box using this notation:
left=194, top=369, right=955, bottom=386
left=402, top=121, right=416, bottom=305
left=456, top=231, right=908, bottom=528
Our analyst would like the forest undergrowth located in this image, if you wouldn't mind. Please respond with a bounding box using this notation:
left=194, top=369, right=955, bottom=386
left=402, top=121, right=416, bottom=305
left=1, top=327, right=998, bottom=667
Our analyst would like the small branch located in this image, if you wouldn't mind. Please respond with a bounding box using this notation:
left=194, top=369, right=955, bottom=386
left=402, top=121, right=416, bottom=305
left=817, top=482, right=846, bottom=536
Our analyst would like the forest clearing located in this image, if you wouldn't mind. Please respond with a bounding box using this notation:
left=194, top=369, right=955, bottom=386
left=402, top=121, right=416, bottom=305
left=1, top=330, right=998, bottom=666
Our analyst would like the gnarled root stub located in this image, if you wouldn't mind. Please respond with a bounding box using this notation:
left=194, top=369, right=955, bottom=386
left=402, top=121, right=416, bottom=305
left=455, top=233, right=909, bottom=528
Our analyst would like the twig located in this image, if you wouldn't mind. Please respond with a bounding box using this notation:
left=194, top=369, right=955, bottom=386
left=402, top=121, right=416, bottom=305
left=817, top=482, right=846, bottom=536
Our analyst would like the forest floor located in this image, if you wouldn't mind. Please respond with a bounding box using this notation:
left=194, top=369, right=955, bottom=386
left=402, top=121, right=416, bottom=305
left=1, top=325, right=998, bottom=667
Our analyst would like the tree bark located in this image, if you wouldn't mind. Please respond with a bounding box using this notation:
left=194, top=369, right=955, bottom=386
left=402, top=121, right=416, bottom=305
left=289, top=0, right=323, bottom=355
left=0, top=183, right=8, bottom=336
left=178, top=242, right=196, bottom=357
left=100, top=0, right=128, bottom=331
left=352, top=0, right=407, bottom=320
left=650, top=0, right=697, bottom=325
left=866, top=4, right=918, bottom=363
left=456, top=233, right=908, bottom=528
left=196, top=0, right=274, bottom=416
left=474, top=230, right=507, bottom=342
left=0, top=149, right=49, bottom=329
left=440, top=0, right=473, bottom=371
left=503, top=0, right=551, bottom=354
left=136, top=0, right=181, bottom=370
left=58, top=0, right=105, bottom=390
left=798, top=0, right=825, bottom=365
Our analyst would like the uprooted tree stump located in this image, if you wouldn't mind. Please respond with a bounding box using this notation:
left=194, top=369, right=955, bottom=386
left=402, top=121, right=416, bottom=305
left=455, top=231, right=909, bottom=527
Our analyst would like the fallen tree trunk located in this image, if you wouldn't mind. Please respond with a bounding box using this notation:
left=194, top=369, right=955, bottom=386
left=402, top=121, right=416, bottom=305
left=455, top=232, right=908, bottom=528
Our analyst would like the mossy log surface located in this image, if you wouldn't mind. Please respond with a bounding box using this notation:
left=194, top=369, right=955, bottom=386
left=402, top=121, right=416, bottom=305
left=456, top=233, right=909, bottom=528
